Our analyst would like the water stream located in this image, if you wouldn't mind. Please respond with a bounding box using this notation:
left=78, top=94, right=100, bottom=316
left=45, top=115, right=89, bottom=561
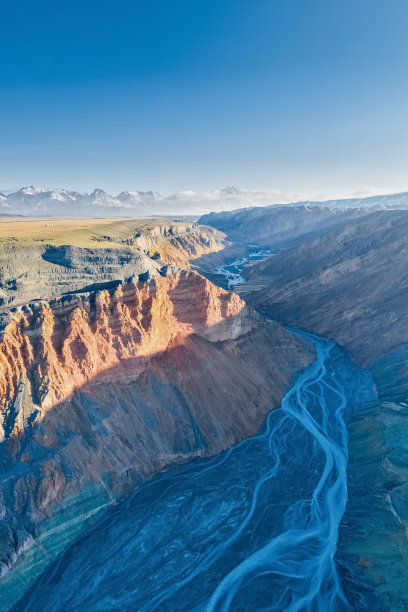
left=212, top=245, right=272, bottom=288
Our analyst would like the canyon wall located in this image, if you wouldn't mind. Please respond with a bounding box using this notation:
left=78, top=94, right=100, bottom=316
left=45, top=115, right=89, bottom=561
left=0, top=268, right=314, bottom=601
left=201, top=206, right=408, bottom=366
left=237, top=210, right=408, bottom=366
left=0, top=269, right=252, bottom=429
left=151, top=226, right=227, bottom=267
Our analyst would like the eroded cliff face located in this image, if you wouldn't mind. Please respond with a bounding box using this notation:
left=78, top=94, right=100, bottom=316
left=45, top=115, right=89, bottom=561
left=0, top=270, right=248, bottom=433
left=0, top=243, right=161, bottom=311
left=152, top=226, right=227, bottom=267
left=0, top=269, right=314, bottom=591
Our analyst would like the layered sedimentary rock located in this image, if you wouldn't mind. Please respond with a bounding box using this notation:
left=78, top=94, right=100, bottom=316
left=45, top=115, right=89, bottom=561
left=0, top=243, right=161, bottom=311
left=0, top=269, right=313, bottom=593
left=153, top=226, right=227, bottom=267
left=0, top=223, right=226, bottom=310
left=0, top=269, right=249, bottom=425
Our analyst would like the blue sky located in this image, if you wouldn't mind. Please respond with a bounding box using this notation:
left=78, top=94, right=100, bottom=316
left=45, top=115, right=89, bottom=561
left=1, top=0, right=408, bottom=196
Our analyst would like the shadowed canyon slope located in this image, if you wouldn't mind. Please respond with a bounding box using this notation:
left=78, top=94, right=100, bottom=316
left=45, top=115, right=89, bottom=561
left=237, top=210, right=408, bottom=366
left=200, top=204, right=370, bottom=249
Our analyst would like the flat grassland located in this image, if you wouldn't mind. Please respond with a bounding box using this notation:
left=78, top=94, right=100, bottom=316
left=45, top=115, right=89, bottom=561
left=0, top=217, right=170, bottom=248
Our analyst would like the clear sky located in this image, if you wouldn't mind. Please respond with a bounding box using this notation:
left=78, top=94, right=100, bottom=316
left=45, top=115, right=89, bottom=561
left=1, top=0, right=408, bottom=196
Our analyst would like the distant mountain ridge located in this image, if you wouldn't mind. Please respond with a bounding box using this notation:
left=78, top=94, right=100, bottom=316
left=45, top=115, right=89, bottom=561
left=0, top=186, right=160, bottom=218
left=1, top=185, right=408, bottom=217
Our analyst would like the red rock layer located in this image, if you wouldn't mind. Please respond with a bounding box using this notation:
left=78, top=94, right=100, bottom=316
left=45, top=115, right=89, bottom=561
left=0, top=270, right=250, bottom=426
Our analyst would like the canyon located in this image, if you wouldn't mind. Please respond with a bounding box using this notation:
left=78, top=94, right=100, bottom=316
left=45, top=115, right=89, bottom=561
left=0, top=218, right=313, bottom=609
left=1, top=203, right=407, bottom=610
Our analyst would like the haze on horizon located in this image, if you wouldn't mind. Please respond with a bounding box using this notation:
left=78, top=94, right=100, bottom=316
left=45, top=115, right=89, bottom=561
left=1, top=1, right=408, bottom=197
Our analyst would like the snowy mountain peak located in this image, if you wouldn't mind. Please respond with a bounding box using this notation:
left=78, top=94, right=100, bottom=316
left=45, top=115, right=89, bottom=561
left=219, top=185, right=245, bottom=196
left=19, top=185, right=49, bottom=196
left=117, top=191, right=144, bottom=204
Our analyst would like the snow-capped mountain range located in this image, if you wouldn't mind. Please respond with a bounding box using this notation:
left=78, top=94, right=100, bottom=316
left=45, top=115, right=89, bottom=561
left=1, top=185, right=408, bottom=218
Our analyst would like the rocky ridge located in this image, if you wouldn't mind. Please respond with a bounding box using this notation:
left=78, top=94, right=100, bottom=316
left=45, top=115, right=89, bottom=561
left=199, top=204, right=371, bottom=248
